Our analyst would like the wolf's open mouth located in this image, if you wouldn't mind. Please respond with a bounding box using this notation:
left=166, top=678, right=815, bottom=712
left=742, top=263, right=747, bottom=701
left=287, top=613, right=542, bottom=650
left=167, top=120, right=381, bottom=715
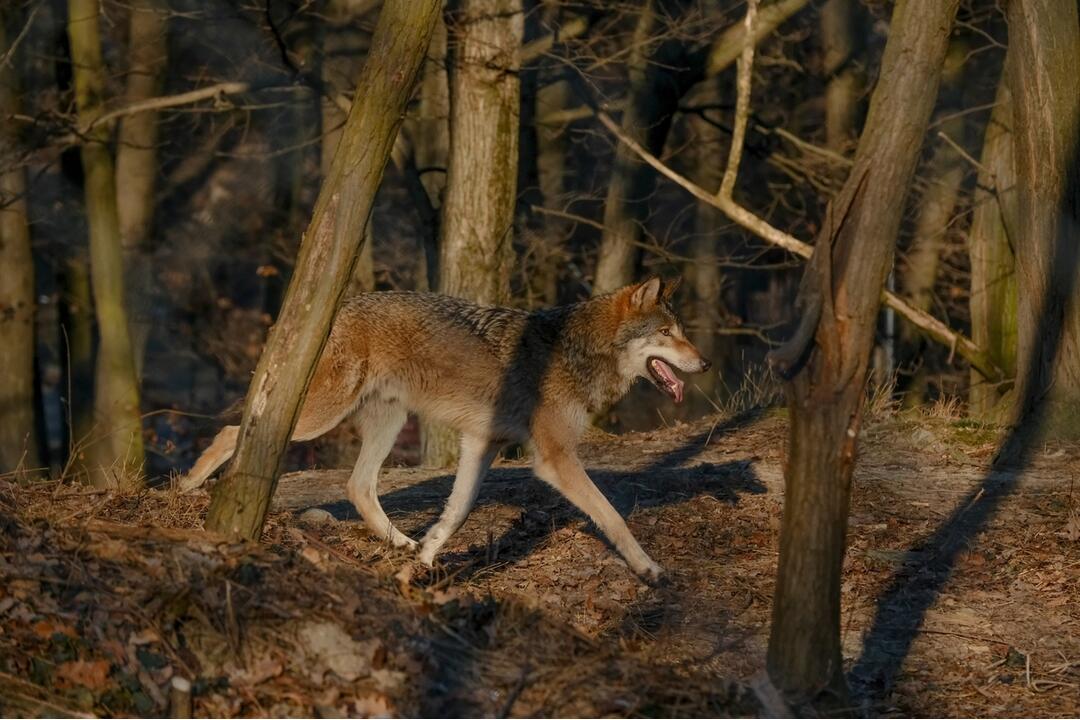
left=647, top=357, right=685, bottom=404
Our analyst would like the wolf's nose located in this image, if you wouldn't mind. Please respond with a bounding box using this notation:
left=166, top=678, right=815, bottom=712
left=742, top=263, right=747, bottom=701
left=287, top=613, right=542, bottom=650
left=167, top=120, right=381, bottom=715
left=700, top=358, right=712, bottom=372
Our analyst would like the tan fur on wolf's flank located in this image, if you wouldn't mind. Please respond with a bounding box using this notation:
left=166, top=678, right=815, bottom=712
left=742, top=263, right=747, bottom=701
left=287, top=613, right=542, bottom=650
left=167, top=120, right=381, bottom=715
left=182, top=278, right=710, bottom=580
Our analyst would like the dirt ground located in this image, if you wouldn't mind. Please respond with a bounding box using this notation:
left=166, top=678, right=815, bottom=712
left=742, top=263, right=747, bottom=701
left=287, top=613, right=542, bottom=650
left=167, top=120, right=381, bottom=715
left=1, top=407, right=1078, bottom=717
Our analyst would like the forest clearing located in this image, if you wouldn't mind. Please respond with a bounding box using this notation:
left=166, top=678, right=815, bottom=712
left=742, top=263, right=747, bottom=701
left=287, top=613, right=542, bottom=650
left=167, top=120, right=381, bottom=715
left=2, top=0, right=1078, bottom=716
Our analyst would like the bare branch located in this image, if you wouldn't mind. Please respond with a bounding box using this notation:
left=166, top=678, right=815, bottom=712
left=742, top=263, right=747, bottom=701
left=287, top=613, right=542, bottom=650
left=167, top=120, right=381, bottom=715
left=719, top=0, right=758, bottom=200
left=594, top=109, right=1006, bottom=383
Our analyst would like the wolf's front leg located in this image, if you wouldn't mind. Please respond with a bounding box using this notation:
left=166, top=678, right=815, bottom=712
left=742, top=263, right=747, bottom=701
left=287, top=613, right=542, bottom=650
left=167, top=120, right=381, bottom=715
left=417, top=434, right=497, bottom=566
left=532, top=442, right=662, bottom=582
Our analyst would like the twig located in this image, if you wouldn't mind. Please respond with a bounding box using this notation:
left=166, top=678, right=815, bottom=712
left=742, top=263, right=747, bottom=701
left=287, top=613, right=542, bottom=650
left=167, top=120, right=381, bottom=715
left=0, top=5, right=39, bottom=70
left=593, top=109, right=1006, bottom=384
left=719, top=0, right=757, bottom=201
left=85, top=82, right=251, bottom=133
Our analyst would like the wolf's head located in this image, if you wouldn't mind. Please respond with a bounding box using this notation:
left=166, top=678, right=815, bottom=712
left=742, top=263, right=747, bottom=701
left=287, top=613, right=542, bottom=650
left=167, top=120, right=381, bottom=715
left=614, top=277, right=711, bottom=404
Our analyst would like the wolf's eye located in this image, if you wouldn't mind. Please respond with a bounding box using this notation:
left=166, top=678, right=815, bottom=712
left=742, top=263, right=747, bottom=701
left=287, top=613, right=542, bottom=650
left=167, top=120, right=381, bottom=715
left=660, top=327, right=671, bottom=337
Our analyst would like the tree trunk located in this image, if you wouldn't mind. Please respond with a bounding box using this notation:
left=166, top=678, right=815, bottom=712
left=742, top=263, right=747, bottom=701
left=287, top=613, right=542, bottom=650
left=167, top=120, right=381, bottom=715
left=115, top=0, right=166, bottom=380
left=0, top=10, right=40, bottom=474
left=422, top=0, right=523, bottom=468
left=820, top=0, right=862, bottom=152
left=1001, top=0, right=1080, bottom=448
left=593, top=0, right=689, bottom=294
left=410, top=14, right=449, bottom=292
left=205, top=0, right=440, bottom=539
left=900, top=42, right=967, bottom=406
left=967, top=70, right=1017, bottom=419
left=68, top=0, right=145, bottom=489
left=321, top=1, right=376, bottom=294
left=685, top=78, right=727, bottom=412
left=765, top=0, right=960, bottom=707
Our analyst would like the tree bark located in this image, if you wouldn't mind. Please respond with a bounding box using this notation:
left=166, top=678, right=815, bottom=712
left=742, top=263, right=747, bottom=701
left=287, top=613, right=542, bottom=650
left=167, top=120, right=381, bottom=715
left=765, top=0, right=960, bottom=706
left=422, top=0, right=523, bottom=468
left=67, top=0, right=145, bottom=489
left=968, top=70, right=1017, bottom=418
left=115, top=0, right=166, bottom=380
left=205, top=0, right=440, bottom=539
left=0, top=10, right=40, bottom=474
left=1001, top=0, right=1080, bottom=447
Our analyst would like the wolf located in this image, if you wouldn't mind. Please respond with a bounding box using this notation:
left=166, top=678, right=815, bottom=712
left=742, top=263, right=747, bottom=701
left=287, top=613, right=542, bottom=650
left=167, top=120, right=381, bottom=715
left=181, top=276, right=710, bottom=581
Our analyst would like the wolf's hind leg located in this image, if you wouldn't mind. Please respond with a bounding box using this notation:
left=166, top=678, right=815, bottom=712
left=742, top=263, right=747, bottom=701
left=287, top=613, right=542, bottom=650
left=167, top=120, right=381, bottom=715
left=532, top=438, right=662, bottom=582
left=347, top=400, right=414, bottom=548
left=418, top=434, right=497, bottom=566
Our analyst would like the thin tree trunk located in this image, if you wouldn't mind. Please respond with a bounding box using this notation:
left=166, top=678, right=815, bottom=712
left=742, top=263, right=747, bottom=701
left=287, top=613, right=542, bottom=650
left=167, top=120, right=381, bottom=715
left=593, top=0, right=688, bottom=294
left=115, top=0, right=166, bottom=381
left=820, top=0, right=862, bottom=152
left=67, top=0, right=145, bottom=489
left=205, top=0, right=440, bottom=539
left=62, top=257, right=95, bottom=460
left=968, top=71, right=1017, bottom=419
left=1000, top=0, right=1080, bottom=449
left=0, top=10, right=40, bottom=474
left=409, top=15, right=449, bottom=291
left=765, top=0, right=960, bottom=706
left=422, top=0, right=523, bottom=468
left=900, top=43, right=967, bottom=406
left=685, top=79, right=726, bottom=411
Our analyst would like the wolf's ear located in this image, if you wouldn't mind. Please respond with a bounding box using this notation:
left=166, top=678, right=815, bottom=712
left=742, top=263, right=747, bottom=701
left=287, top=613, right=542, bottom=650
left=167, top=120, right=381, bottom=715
left=661, top=276, right=682, bottom=301
left=630, top=276, right=662, bottom=310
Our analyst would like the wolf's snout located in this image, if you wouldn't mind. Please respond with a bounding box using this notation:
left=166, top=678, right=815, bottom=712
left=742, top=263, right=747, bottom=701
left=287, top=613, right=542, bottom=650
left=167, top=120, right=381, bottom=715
left=699, top=358, right=712, bottom=372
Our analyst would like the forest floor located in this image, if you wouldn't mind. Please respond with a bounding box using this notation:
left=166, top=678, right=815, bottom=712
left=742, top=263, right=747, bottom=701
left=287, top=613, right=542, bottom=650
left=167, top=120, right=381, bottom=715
left=1, top=405, right=1078, bottom=717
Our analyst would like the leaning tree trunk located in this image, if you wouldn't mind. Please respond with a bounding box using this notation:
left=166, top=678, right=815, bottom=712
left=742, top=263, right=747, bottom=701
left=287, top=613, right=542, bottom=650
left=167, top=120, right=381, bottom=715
left=1001, top=0, right=1080, bottom=449
left=115, top=0, right=166, bottom=380
left=967, top=68, right=1018, bottom=419
left=421, top=0, right=523, bottom=467
left=765, top=0, right=960, bottom=707
left=68, top=0, right=145, bottom=489
left=0, top=10, right=41, bottom=474
left=204, top=0, right=440, bottom=539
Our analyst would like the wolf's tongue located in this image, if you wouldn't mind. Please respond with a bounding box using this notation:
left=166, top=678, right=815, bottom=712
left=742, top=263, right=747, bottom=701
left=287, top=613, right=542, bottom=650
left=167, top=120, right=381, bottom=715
left=653, top=359, right=685, bottom=404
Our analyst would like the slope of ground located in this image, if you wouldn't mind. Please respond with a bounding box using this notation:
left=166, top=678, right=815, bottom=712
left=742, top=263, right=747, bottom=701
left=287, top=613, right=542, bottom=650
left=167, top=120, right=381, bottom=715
left=1, top=407, right=1077, bottom=717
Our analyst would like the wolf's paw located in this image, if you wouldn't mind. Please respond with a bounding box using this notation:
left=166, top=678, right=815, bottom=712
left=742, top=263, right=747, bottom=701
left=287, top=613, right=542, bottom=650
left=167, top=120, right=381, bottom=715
left=416, top=543, right=438, bottom=568
left=393, top=535, right=419, bottom=551
left=175, top=474, right=207, bottom=493
left=637, top=560, right=665, bottom=586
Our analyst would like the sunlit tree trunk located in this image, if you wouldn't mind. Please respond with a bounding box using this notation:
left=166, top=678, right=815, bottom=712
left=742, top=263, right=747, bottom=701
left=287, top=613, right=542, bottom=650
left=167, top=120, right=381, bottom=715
left=67, top=0, right=145, bottom=488
left=968, top=70, right=1017, bottom=418
left=1000, top=0, right=1080, bottom=449
left=205, top=0, right=440, bottom=539
left=422, top=0, right=523, bottom=467
left=766, top=0, right=960, bottom=706
left=115, top=0, right=166, bottom=380
left=0, top=10, right=40, bottom=474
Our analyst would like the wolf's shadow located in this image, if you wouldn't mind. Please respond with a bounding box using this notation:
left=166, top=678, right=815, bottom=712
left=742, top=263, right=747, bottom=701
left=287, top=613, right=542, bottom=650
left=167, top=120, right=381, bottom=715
left=314, top=411, right=767, bottom=579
